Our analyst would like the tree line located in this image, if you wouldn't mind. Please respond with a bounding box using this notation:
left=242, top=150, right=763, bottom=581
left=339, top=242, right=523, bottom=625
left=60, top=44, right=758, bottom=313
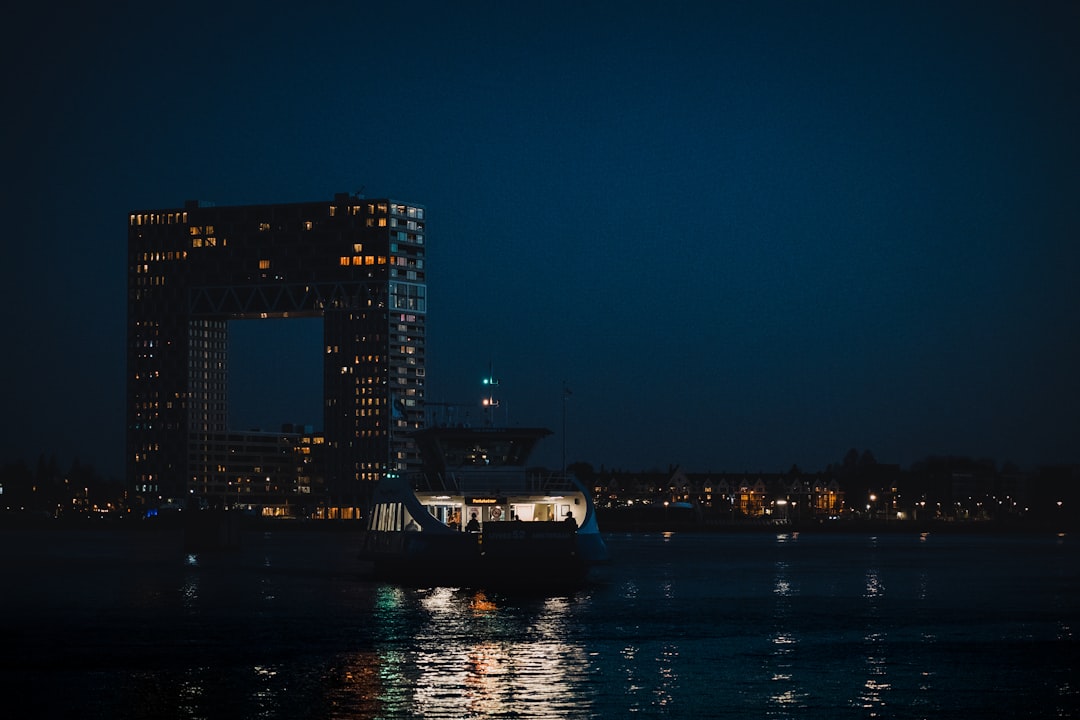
left=1, top=456, right=127, bottom=517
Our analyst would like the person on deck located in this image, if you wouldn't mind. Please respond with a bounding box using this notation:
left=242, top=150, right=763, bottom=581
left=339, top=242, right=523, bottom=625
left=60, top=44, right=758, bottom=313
left=465, top=512, right=481, bottom=532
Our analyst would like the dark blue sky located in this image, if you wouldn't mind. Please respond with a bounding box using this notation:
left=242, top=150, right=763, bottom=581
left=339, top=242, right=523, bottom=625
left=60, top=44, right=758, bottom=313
left=4, top=1, right=1078, bottom=478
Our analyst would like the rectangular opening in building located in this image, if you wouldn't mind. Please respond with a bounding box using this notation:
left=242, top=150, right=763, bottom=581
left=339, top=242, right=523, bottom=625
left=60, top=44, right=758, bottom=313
left=229, top=317, right=323, bottom=433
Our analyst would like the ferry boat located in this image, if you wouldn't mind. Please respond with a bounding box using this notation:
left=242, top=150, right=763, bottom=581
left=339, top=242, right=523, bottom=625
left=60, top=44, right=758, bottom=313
left=358, top=423, right=609, bottom=589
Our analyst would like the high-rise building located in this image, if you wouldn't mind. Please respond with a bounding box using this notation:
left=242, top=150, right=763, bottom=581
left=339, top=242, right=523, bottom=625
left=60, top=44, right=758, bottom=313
left=127, top=193, right=426, bottom=514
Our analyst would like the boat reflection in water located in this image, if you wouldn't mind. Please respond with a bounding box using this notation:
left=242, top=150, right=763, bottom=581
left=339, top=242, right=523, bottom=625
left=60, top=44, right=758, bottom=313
left=358, top=425, right=609, bottom=590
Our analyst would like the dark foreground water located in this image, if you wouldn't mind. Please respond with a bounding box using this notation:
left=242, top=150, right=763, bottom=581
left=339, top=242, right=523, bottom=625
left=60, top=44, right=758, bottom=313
left=1, top=525, right=1076, bottom=719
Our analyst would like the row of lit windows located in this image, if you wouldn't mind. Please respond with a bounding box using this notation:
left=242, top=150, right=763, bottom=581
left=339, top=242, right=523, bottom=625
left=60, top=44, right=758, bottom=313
left=333, top=205, right=358, bottom=217
left=340, top=255, right=387, bottom=266
left=130, top=212, right=189, bottom=226
left=339, top=366, right=388, bottom=377
left=189, top=352, right=227, bottom=362
left=347, top=353, right=383, bottom=363
left=358, top=429, right=387, bottom=438
left=129, top=204, right=423, bottom=231
left=389, top=204, right=424, bottom=218
left=365, top=217, right=425, bottom=231
left=138, top=443, right=161, bottom=453
left=249, top=220, right=320, bottom=232
left=189, top=225, right=216, bottom=236
left=191, top=237, right=221, bottom=248
left=137, top=251, right=187, bottom=262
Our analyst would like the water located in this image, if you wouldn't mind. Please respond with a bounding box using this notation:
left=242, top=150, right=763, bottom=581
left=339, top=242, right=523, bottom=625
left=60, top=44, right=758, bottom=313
left=1, top=526, right=1076, bottom=719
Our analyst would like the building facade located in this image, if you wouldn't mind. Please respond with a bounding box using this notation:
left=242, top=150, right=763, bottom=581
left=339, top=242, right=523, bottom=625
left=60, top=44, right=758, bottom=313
left=127, top=193, right=426, bottom=513
left=194, top=426, right=325, bottom=517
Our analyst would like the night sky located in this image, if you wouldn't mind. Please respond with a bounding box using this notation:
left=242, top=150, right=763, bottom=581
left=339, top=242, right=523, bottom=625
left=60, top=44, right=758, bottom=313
left=4, top=1, right=1078, bottom=479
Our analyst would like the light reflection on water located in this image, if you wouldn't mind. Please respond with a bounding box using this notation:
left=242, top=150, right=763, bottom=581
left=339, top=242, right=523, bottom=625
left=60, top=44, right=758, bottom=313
left=355, top=585, right=597, bottom=718
left=2, top=529, right=1078, bottom=719
left=767, top=546, right=808, bottom=715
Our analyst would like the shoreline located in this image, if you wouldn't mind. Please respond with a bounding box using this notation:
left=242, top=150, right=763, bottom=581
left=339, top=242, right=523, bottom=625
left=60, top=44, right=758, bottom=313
left=594, top=510, right=1075, bottom=535
left=1, top=511, right=1073, bottom=536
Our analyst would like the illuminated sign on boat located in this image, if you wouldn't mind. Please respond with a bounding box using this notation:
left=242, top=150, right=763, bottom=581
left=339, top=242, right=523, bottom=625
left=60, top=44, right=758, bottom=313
left=467, top=497, right=505, bottom=505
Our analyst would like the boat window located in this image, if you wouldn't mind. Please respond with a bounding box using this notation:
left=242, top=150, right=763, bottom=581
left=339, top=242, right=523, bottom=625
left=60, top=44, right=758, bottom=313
left=372, top=502, right=406, bottom=531
left=421, top=502, right=461, bottom=529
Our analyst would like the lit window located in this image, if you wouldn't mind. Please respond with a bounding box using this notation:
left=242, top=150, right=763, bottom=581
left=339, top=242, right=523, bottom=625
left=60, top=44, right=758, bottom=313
left=259, top=259, right=271, bottom=270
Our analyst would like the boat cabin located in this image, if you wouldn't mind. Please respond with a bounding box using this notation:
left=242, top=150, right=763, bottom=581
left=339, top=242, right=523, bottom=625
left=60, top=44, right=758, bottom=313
left=368, top=426, right=586, bottom=533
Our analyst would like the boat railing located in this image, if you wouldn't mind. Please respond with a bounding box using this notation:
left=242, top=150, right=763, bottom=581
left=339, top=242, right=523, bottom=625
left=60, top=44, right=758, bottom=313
left=410, top=470, right=577, bottom=496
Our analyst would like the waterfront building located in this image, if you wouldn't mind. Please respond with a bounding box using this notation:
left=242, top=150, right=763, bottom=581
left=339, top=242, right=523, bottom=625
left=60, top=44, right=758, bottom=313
left=193, top=425, right=325, bottom=517
left=127, top=193, right=426, bottom=515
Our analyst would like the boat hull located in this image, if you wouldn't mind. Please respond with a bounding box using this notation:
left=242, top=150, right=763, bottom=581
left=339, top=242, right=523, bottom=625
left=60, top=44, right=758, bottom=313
left=359, top=522, right=596, bottom=590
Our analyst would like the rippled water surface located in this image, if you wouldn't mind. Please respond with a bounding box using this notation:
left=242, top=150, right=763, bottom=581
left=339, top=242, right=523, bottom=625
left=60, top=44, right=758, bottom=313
left=1, top=526, right=1077, bottom=718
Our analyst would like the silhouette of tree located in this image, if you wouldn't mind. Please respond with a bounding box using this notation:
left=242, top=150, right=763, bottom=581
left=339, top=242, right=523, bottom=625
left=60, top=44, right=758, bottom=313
left=841, top=448, right=860, bottom=477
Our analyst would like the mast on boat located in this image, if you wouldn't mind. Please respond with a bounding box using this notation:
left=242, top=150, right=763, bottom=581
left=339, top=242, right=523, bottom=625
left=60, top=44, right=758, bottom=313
left=481, top=360, right=500, bottom=427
